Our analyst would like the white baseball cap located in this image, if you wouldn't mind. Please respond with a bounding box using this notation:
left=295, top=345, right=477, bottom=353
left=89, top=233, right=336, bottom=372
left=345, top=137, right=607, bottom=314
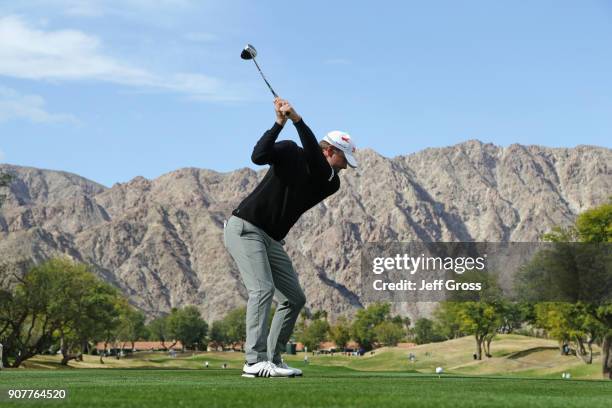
left=322, top=130, right=358, bottom=168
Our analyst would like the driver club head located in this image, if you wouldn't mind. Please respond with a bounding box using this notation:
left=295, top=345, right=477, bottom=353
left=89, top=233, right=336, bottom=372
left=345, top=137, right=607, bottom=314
left=241, top=44, right=257, bottom=60
left=240, top=43, right=283, bottom=101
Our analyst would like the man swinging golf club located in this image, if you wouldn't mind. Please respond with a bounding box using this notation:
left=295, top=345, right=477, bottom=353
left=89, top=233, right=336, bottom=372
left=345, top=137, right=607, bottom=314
left=224, top=97, right=357, bottom=378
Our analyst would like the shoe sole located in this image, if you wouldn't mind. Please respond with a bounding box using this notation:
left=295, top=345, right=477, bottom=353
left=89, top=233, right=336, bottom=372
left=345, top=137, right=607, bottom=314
left=242, top=373, right=295, bottom=378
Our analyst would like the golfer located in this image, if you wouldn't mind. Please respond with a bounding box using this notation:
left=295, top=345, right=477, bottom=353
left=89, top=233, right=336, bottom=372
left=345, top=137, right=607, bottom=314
left=224, top=97, right=357, bottom=378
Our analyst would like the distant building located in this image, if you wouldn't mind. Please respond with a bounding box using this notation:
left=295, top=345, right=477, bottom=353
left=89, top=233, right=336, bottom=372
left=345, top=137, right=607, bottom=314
left=95, top=341, right=184, bottom=354
left=294, top=341, right=361, bottom=353
left=294, top=341, right=415, bottom=353
left=396, top=342, right=417, bottom=349
left=205, top=341, right=244, bottom=352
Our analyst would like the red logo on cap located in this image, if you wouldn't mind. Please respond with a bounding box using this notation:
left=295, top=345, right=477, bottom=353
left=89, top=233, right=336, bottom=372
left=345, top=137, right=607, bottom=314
left=341, top=135, right=350, bottom=142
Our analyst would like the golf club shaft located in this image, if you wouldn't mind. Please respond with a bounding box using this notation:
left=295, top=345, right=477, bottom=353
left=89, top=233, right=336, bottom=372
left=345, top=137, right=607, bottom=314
left=247, top=52, right=290, bottom=116
left=251, top=58, right=278, bottom=98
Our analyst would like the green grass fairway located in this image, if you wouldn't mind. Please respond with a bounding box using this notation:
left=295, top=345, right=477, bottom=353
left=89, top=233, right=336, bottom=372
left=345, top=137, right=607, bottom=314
left=1, top=367, right=610, bottom=408
left=20, top=334, right=605, bottom=380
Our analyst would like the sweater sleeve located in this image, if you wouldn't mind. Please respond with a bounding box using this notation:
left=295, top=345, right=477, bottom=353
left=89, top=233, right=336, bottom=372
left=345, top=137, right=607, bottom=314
left=251, top=122, right=285, bottom=165
left=293, top=119, right=334, bottom=180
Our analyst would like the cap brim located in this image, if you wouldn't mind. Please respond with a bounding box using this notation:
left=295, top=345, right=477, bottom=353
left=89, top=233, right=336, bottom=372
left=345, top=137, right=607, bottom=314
left=345, top=152, right=358, bottom=168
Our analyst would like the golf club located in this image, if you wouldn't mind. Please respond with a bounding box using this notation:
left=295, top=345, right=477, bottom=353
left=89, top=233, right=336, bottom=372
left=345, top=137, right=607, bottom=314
left=241, top=44, right=290, bottom=116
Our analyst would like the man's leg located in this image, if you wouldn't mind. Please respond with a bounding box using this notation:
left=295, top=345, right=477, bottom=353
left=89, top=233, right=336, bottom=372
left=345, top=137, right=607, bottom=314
left=266, top=240, right=306, bottom=364
left=224, top=216, right=275, bottom=364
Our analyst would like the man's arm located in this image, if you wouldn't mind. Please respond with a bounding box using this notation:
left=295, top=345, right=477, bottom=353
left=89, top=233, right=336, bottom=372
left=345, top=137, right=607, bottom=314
left=251, top=122, right=284, bottom=165
left=251, top=98, right=290, bottom=165
left=294, top=119, right=333, bottom=178
left=278, top=100, right=333, bottom=180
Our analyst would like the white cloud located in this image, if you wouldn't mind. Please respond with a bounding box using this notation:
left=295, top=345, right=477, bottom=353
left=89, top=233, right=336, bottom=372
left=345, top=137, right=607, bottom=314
left=0, top=16, right=154, bottom=82
left=65, top=0, right=196, bottom=17
left=3, top=1, right=196, bottom=18
left=0, top=16, right=242, bottom=101
left=0, top=86, right=78, bottom=124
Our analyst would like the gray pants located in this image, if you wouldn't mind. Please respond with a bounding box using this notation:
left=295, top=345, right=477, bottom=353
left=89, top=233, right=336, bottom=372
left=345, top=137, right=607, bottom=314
left=224, top=215, right=306, bottom=364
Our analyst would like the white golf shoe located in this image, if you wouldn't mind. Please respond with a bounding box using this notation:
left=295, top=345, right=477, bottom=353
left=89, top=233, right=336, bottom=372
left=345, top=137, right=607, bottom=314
left=242, top=361, right=295, bottom=378
left=278, top=361, right=303, bottom=376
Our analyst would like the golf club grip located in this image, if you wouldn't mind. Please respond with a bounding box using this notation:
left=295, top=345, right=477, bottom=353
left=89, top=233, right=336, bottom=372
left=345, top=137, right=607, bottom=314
left=274, top=94, right=291, bottom=116
left=266, top=81, right=290, bottom=117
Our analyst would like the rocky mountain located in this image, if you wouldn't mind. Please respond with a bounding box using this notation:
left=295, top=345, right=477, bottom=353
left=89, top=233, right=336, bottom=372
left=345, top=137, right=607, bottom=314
left=0, top=140, right=610, bottom=322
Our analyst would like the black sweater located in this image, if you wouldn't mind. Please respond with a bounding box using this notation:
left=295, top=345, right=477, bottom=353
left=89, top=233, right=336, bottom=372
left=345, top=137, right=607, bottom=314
left=232, top=119, right=340, bottom=241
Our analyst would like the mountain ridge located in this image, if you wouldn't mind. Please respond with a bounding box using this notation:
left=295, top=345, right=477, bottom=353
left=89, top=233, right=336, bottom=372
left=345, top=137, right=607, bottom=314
left=1, top=140, right=610, bottom=322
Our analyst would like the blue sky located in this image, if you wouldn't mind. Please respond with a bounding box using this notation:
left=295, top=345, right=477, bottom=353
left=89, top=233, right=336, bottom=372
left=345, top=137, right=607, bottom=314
left=0, top=0, right=611, bottom=187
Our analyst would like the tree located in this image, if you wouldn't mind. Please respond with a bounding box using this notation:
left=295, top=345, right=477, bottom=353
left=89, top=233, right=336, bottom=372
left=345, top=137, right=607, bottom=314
left=351, top=302, right=391, bottom=350
left=0, top=262, right=57, bottom=368
left=514, top=244, right=588, bottom=303
left=167, top=306, right=208, bottom=351
left=146, top=316, right=170, bottom=349
left=311, top=310, right=328, bottom=321
left=206, top=306, right=247, bottom=351
left=458, top=301, right=503, bottom=360
left=447, top=270, right=505, bottom=359
left=297, top=319, right=329, bottom=351
left=575, top=201, right=612, bottom=243
left=0, top=258, right=123, bottom=367
left=93, top=294, right=124, bottom=364
left=115, top=301, right=147, bottom=352
left=374, top=321, right=404, bottom=346
left=224, top=307, right=246, bottom=349
left=522, top=199, right=612, bottom=378
left=208, top=320, right=230, bottom=350
left=329, top=317, right=351, bottom=350
left=391, top=315, right=411, bottom=330
left=597, top=303, right=612, bottom=378
left=413, top=318, right=444, bottom=345
left=498, top=302, right=529, bottom=334
left=534, top=302, right=572, bottom=353
left=75, top=279, right=123, bottom=363
left=534, top=302, right=603, bottom=363
left=574, top=200, right=612, bottom=377
left=433, top=302, right=464, bottom=340
left=42, top=259, right=123, bottom=365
